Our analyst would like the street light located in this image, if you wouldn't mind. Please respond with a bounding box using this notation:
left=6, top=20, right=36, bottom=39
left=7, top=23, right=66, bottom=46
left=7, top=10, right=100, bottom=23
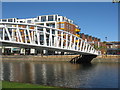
left=105, top=37, right=107, bottom=57
left=105, top=37, right=107, bottom=41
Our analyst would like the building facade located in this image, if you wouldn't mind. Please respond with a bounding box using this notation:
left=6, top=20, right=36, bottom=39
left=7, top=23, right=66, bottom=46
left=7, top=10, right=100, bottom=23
left=1, top=14, right=80, bottom=35
left=80, top=33, right=101, bottom=47
left=0, top=14, right=100, bottom=55
left=106, top=42, right=120, bottom=55
left=0, top=15, right=81, bottom=55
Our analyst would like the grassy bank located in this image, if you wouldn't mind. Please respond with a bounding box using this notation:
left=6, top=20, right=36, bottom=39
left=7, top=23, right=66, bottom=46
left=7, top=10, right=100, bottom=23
left=2, top=81, right=55, bottom=88
left=2, top=81, right=73, bottom=90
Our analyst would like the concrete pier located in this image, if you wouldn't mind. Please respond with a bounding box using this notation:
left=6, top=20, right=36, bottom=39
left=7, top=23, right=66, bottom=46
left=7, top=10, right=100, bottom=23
left=70, top=55, right=97, bottom=63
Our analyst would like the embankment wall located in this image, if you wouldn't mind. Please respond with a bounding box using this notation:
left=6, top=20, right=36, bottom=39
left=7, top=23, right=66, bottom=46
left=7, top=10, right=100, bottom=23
left=1, top=55, right=119, bottom=63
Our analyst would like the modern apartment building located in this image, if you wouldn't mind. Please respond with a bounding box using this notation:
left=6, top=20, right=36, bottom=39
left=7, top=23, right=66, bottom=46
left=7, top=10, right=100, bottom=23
left=0, top=14, right=81, bottom=55
left=1, top=14, right=80, bottom=34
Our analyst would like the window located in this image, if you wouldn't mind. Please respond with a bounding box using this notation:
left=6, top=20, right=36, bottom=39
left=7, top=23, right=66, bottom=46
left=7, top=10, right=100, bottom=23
left=38, top=16, right=39, bottom=20
left=62, top=17, right=64, bottom=21
left=40, top=23, right=44, bottom=25
left=14, top=19, right=16, bottom=22
left=57, top=24, right=59, bottom=28
left=0, top=29, right=3, bottom=38
left=35, top=20, right=38, bottom=22
left=48, top=16, right=53, bottom=21
left=47, top=24, right=55, bottom=28
left=52, top=30, right=55, bottom=34
left=27, top=20, right=31, bottom=23
left=41, top=16, right=46, bottom=22
left=2, top=19, right=7, bottom=22
left=55, top=15, right=57, bottom=21
left=67, top=24, right=69, bottom=29
left=92, top=37, right=95, bottom=40
left=61, top=23, right=64, bottom=28
left=70, top=20, right=73, bottom=24
left=8, top=19, right=13, bottom=22
left=66, top=19, right=68, bottom=22
left=80, top=35, right=82, bottom=38
left=20, top=21, right=24, bottom=23
left=58, top=18, right=60, bottom=21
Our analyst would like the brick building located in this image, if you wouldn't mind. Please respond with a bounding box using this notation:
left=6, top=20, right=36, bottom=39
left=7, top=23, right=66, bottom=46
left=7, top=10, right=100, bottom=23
left=80, top=33, right=100, bottom=47
left=106, top=42, right=120, bottom=55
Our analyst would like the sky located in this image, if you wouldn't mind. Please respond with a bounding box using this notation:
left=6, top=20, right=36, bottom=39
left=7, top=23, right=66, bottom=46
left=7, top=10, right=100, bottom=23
left=1, top=2, right=118, bottom=42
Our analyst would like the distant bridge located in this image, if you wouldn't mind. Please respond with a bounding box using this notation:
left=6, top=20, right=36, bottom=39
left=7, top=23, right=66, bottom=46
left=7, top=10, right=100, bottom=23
left=0, top=22, right=101, bottom=63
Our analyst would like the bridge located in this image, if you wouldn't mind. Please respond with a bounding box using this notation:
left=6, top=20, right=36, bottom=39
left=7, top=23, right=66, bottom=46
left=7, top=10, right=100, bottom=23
left=0, top=22, right=101, bottom=63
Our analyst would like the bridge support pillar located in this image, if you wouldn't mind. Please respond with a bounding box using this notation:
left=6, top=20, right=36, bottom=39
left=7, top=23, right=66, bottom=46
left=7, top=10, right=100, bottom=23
left=70, top=55, right=97, bottom=63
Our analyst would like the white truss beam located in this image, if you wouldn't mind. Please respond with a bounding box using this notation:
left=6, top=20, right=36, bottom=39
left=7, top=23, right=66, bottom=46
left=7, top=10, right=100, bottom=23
left=0, top=22, right=100, bottom=55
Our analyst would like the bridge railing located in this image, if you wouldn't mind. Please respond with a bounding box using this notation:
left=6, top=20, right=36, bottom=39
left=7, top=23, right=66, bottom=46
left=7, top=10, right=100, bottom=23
left=0, top=22, right=100, bottom=55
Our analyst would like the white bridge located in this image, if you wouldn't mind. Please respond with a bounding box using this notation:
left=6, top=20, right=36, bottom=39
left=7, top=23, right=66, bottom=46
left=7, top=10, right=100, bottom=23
left=0, top=22, right=100, bottom=63
left=0, top=22, right=100, bottom=55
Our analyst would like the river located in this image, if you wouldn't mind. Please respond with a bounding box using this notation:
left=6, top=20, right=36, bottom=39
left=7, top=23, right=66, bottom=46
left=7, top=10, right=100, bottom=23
left=1, top=60, right=118, bottom=88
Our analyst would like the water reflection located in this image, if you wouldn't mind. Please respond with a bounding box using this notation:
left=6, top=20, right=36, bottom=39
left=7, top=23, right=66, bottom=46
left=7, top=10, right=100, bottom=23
left=2, top=61, right=118, bottom=88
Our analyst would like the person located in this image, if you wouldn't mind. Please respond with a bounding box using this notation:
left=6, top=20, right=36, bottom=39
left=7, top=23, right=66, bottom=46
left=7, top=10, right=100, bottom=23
left=103, top=51, right=106, bottom=58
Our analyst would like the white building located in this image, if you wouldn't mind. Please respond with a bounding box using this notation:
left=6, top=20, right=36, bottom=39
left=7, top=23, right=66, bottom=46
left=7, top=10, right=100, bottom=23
left=0, top=14, right=81, bottom=55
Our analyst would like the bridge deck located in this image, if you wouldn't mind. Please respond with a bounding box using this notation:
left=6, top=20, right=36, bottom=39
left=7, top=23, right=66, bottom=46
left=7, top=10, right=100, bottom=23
left=0, top=22, right=100, bottom=56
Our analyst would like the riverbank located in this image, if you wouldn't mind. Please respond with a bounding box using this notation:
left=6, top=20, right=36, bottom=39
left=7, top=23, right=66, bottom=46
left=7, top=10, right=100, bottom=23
left=2, top=81, right=54, bottom=88
left=2, top=81, right=72, bottom=89
left=1, top=55, right=78, bottom=62
left=92, top=55, right=119, bottom=63
left=1, top=55, right=119, bottom=62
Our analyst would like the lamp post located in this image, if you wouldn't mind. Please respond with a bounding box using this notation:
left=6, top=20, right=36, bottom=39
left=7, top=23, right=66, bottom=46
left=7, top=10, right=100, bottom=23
left=105, top=37, right=107, bottom=41
left=105, top=37, right=107, bottom=57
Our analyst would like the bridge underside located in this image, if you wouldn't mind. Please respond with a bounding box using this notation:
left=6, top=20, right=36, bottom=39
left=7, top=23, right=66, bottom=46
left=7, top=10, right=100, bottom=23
left=70, top=55, right=97, bottom=63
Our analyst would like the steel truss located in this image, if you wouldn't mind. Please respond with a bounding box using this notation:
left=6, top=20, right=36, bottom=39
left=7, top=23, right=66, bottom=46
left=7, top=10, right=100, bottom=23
left=0, top=22, right=100, bottom=55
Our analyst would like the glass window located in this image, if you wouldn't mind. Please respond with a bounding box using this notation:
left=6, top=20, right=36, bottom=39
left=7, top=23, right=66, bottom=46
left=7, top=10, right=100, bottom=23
left=58, top=18, right=60, bottom=21
left=66, top=19, right=68, bottom=22
left=41, top=16, right=46, bottom=22
left=38, top=16, right=39, bottom=20
left=40, top=23, right=44, bottom=25
left=0, top=29, right=3, bottom=38
left=92, top=37, right=95, bottom=40
left=14, top=19, right=16, bottom=22
left=57, top=24, right=59, bottom=28
left=48, top=16, right=53, bottom=21
left=20, top=21, right=24, bottom=23
left=67, top=24, right=69, bottom=29
left=8, top=19, right=13, bottom=22
left=35, top=20, right=38, bottom=22
left=55, top=15, right=57, bottom=21
left=2, top=19, right=7, bottom=22
left=62, top=17, right=65, bottom=21
left=51, top=24, right=55, bottom=28
left=61, top=23, right=64, bottom=28
left=27, top=20, right=31, bottom=23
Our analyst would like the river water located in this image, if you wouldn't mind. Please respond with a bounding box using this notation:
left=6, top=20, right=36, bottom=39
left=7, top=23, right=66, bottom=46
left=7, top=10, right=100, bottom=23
left=1, top=60, right=118, bottom=88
